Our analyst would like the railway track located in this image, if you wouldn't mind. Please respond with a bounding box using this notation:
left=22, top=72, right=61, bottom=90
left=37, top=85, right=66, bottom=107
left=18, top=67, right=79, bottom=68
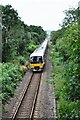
left=4, top=73, right=42, bottom=120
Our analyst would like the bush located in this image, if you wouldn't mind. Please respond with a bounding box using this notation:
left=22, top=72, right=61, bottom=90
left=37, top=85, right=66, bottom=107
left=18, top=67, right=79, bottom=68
left=59, top=100, right=80, bottom=120
left=19, top=56, right=26, bottom=65
left=1, top=63, right=24, bottom=104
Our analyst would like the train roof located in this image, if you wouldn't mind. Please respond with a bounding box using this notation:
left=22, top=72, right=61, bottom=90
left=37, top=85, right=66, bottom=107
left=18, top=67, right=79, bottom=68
left=30, top=39, right=48, bottom=58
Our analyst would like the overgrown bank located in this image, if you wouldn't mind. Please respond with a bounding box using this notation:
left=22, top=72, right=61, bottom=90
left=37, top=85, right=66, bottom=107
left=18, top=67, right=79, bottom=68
left=50, top=7, right=80, bottom=119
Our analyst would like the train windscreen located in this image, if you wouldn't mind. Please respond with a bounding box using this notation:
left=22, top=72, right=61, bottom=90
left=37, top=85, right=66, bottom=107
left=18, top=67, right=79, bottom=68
left=30, top=56, right=43, bottom=63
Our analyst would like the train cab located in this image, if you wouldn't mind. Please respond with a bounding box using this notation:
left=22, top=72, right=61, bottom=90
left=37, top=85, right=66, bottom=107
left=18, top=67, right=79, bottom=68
left=29, top=56, right=45, bottom=71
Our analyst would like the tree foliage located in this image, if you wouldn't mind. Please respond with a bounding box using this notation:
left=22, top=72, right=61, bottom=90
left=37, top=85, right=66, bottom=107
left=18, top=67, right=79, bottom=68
left=51, top=7, right=80, bottom=119
left=62, top=7, right=79, bottom=28
left=2, top=5, right=46, bottom=62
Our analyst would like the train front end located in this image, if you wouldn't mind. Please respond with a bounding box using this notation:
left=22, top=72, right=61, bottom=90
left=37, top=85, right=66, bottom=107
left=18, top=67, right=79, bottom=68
left=29, top=56, right=45, bottom=71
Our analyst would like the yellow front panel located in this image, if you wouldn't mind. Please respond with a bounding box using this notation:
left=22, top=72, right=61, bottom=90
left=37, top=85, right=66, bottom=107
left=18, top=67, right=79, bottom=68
left=29, top=63, right=44, bottom=68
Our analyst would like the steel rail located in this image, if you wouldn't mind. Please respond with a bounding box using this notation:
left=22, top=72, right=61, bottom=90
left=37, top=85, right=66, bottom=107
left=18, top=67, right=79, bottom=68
left=29, top=73, right=42, bottom=119
left=11, top=73, right=34, bottom=120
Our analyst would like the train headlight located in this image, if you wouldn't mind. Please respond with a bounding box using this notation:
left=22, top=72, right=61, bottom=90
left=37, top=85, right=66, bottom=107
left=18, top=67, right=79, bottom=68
left=30, top=64, right=34, bottom=68
left=40, top=65, right=43, bottom=68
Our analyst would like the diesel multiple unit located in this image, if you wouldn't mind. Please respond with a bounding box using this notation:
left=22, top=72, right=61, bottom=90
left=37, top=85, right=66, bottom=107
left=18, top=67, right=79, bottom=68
left=29, top=39, right=48, bottom=71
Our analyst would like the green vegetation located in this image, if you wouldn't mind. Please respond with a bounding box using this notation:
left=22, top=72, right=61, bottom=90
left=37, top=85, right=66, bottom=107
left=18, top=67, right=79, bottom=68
left=1, top=63, right=24, bottom=104
left=1, top=4, right=46, bottom=105
left=51, top=7, right=80, bottom=119
left=2, top=5, right=46, bottom=62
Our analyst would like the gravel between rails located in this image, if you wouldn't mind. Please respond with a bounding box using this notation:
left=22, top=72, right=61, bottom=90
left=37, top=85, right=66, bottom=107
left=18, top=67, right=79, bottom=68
left=15, top=73, right=41, bottom=119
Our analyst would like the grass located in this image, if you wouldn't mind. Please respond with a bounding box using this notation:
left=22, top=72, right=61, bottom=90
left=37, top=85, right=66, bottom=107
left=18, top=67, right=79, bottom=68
left=52, top=62, right=65, bottom=100
left=47, top=79, right=54, bottom=84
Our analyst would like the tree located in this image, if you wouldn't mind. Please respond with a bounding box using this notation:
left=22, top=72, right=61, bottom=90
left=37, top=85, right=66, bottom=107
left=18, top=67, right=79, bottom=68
left=62, top=8, right=79, bottom=28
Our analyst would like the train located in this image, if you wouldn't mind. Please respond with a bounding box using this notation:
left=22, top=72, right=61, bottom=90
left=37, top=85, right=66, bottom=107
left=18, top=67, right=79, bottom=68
left=29, top=39, right=48, bottom=71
